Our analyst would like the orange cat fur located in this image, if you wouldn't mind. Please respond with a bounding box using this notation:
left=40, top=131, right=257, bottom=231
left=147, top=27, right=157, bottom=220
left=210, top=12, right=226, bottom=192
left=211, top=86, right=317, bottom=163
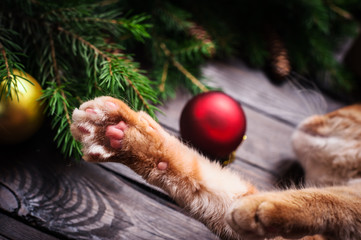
left=71, top=97, right=361, bottom=240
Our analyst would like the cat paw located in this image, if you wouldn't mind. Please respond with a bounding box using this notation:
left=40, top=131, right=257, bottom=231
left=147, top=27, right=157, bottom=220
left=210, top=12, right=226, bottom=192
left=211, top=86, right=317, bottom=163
left=71, top=96, right=166, bottom=164
left=226, top=193, right=311, bottom=239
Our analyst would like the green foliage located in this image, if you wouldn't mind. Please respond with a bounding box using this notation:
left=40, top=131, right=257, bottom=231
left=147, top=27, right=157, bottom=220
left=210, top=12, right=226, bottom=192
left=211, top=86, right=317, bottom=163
left=122, top=0, right=216, bottom=99
left=173, top=0, right=359, bottom=98
left=0, top=28, right=26, bottom=100
left=0, top=0, right=162, bottom=159
left=1, top=0, right=360, bottom=159
left=0, top=0, right=215, bottom=159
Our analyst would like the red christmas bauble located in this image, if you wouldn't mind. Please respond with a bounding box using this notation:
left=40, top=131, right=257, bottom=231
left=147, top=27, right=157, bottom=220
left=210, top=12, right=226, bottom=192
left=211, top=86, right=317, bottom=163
left=180, top=91, right=246, bottom=160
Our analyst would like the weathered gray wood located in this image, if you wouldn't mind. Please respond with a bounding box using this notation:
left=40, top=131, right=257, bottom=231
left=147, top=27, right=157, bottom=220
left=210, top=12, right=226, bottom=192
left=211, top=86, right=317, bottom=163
left=202, top=60, right=344, bottom=126
left=0, top=234, right=10, bottom=240
left=0, top=213, right=59, bottom=240
left=0, top=154, right=218, bottom=240
left=236, top=106, right=296, bottom=171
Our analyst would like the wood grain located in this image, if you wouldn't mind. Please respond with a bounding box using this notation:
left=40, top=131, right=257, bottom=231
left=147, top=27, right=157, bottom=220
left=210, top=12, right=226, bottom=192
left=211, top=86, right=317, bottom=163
left=0, top=212, right=59, bottom=240
left=0, top=137, right=218, bottom=240
left=0, top=234, right=10, bottom=240
left=202, top=60, right=344, bottom=126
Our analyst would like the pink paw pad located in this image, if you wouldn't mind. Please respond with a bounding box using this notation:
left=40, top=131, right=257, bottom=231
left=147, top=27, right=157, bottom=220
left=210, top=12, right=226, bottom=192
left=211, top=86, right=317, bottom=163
left=157, top=162, right=168, bottom=170
left=106, top=121, right=128, bottom=149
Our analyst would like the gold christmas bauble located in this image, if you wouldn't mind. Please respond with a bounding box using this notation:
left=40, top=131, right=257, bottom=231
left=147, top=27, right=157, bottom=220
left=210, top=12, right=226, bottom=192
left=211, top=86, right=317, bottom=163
left=0, top=70, right=44, bottom=144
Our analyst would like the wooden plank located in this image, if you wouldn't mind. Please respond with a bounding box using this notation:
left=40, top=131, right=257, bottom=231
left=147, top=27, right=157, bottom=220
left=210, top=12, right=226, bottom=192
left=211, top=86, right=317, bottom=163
left=0, top=234, right=10, bottom=240
left=228, top=157, right=276, bottom=190
left=202, top=60, right=344, bottom=126
left=0, top=143, right=218, bottom=240
left=156, top=88, right=190, bottom=132
left=236, top=106, right=296, bottom=171
left=0, top=212, right=59, bottom=240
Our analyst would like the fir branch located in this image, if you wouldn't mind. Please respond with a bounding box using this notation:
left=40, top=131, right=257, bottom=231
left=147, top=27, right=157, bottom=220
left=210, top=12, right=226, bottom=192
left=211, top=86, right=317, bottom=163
left=0, top=30, right=26, bottom=100
left=0, top=42, right=11, bottom=81
left=174, top=40, right=216, bottom=60
left=57, top=26, right=154, bottom=111
left=61, top=14, right=151, bottom=32
left=57, top=26, right=114, bottom=77
left=48, top=28, right=72, bottom=126
left=187, top=23, right=215, bottom=56
left=0, top=42, right=19, bottom=101
left=44, top=4, right=151, bottom=42
left=326, top=2, right=354, bottom=20
left=159, top=60, right=169, bottom=92
left=160, top=42, right=208, bottom=92
left=125, top=75, right=150, bottom=111
left=57, top=26, right=136, bottom=73
left=100, top=60, right=156, bottom=112
left=157, top=2, right=193, bottom=32
left=57, top=26, right=110, bottom=60
left=65, top=17, right=122, bottom=25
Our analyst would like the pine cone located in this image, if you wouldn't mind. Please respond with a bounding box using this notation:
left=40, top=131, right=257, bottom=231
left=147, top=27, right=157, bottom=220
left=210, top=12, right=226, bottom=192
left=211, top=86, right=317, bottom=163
left=188, top=23, right=215, bottom=56
left=266, top=26, right=291, bottom=81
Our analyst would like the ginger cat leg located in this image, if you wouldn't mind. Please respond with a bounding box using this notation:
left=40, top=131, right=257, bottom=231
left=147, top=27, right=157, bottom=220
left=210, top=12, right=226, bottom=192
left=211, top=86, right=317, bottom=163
left=71, top=96, right=256, bottom=239
left=227, top=186, right=361, bottom=240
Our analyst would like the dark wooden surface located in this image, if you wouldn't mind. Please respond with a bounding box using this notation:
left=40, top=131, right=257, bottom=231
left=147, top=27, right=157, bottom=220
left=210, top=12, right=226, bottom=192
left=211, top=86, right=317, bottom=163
left=0, top=59, right=343, bottom=240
